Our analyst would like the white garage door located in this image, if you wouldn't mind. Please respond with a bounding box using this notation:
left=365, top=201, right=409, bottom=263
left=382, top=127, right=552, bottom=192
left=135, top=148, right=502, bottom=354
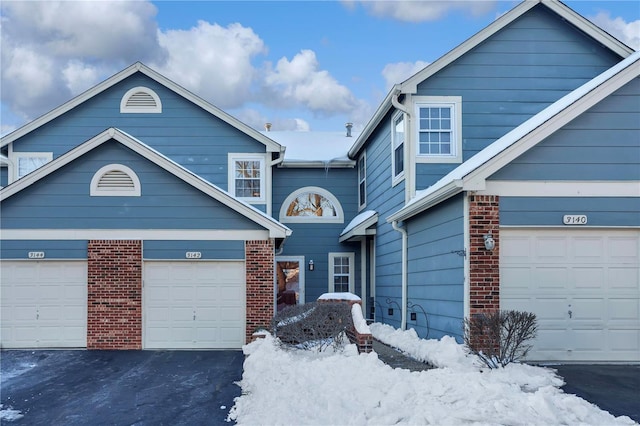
left=144, top=261, right=245, bottom=349
left=1, top=261, right=87, bottom=348
left=501, top=229, right=639, bottom=362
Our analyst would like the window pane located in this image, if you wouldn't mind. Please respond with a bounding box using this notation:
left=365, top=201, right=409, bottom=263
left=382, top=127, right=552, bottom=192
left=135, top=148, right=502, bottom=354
left=18, top=157, right=49, bottom=178
left=394, top=145, right=404, bottom=175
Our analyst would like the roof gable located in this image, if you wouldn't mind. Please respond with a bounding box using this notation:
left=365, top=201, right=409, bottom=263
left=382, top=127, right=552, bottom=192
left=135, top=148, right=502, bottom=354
left=1, top=63, right=282, bottom=153
left=349, top=0, right=634, bottom=158
left=0, top=127, right=291, bottom=239
left=388, top=51, right=640, bottom=222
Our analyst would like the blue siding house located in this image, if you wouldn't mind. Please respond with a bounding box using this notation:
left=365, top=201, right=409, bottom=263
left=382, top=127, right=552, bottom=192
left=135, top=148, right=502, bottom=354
left=1, top=0, right=638, bottom=361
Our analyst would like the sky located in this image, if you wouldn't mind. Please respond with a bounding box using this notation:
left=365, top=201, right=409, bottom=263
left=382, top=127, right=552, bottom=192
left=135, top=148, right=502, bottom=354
left=226, top=324, right=636, bottom=425
left=1, top=1, right=638, bottom=136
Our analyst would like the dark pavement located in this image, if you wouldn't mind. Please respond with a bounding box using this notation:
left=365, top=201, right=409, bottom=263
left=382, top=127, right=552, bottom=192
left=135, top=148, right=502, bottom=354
left=0, top=350, right=244, bottom=425
left=553, top=364, right=640, bottom=423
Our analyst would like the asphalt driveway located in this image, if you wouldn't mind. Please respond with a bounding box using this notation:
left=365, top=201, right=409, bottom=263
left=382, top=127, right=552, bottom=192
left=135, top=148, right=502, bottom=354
left=0, top=349, right=244, bottom=425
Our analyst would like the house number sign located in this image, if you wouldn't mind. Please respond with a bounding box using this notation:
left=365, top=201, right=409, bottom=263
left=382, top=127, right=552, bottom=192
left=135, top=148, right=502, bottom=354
left=563, top=215, right=587, bottom=225
left=185, top=251, right=202, bottom=259
left=28, top=251, right=45, bottom=259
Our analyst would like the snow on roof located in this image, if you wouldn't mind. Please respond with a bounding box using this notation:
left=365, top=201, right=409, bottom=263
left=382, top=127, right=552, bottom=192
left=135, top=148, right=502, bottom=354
left=389, top=51, right=640, bottom=222
left=340, top=210, right=377, bottom=237
left=261, top=131, right=360, bottom=163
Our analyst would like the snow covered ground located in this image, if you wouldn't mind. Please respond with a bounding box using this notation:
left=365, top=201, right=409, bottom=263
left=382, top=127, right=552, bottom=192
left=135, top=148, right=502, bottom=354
left=228, top=324, right=637, bottom=425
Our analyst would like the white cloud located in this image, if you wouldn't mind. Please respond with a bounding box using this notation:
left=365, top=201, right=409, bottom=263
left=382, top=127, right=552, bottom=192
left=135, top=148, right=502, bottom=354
left=349, top=0, right=497, bottom=23
left=382, top=60, right=430, bottom=89
left=589, top=12, right=640, bottom=51
left=154, top=21, right=267, bottom=109
left=62, top=61, right=101, bottom=96
left=264, top=50, right=359, bottom=115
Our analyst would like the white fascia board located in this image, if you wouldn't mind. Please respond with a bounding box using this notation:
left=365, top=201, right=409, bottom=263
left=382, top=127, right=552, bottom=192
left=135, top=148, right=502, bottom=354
left=0, top=229, right=270, bottom=241
left=279, top=160, right=356, bottom=168
left=480, top=180, right=640, bottom=197
left=1, top=62, right=283, bottom=154
left=339, top=211, right=378, bottom=242
left=0, top=128, right=291, bottom=239
left=387, top=180, right=464, bottom=223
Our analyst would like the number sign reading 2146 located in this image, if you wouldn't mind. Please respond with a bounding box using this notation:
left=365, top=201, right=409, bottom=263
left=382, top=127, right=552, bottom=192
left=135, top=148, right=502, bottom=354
left=563, top=215, right=587, bottom=225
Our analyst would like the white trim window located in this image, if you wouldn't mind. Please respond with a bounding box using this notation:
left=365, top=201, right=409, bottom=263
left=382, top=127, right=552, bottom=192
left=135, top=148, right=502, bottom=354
left=120, top=86, right=162, bottom=113
left=358, top=153, right=366, bottom=209
left=328, top=252, right=355, bottom=293
left=13, top=152, right=53, bottom=180
left=228, top=154, right=266, bottom=203
left=391, top=112, right=405, bottom=184
left=279, top=186, right=344, bottom=223
left=415, top=96, right=462, bottom=163
left=90, top=164, right=141, bottom=196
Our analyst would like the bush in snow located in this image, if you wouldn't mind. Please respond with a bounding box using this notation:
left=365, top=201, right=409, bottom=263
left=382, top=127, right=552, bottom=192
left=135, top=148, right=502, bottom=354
left=464, top=310, right=537, bottom=369
left=271, top=302, right=352, bottom=352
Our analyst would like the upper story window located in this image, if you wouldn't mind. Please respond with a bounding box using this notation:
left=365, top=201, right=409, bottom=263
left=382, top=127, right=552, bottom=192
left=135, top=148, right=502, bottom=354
left=90, top=164, right=141, bottom=196
left=328, top=252, right=355, bottom=293
left=415, top=96, right=462, bottom=164
left=279, top=186, right=344, bottom=223
left=228, top=154, right=266, bottom=203
left=13, top=152, right=52, bottom=180
left=120, top=86, right=162, bottom=113
left=358, top=153, right=366, bottom=209
left=391, top=112, right=405, bottom=184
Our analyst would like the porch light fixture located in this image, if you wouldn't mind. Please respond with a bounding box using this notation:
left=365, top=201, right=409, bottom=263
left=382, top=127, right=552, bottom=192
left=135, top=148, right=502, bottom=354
left=308, top=260, right=314, bottom=271
left=484, top=233, right=496, bottom=251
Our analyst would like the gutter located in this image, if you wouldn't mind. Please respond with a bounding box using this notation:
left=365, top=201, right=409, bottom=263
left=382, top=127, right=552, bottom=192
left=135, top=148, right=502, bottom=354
left=391, top=220, right=408, bottom=331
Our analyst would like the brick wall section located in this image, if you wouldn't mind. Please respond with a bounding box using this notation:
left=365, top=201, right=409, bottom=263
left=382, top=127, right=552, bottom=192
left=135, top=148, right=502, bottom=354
left=87, top=240, right=142, bottom=350
left=468, top=195, right=500, bottom=351
left=318, top=298, right=373, bottom=353
left=468, top=195, right=500, bottom=316
left=245, top=240, right=275, bottom=344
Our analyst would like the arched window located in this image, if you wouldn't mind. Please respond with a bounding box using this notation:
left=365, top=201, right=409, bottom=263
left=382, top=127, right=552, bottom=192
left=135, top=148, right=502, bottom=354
left=90, top=164, right=141, bottom=196
left=279, top=187, right=344, bottom=223
left=120, top=86, right=162, bottom=113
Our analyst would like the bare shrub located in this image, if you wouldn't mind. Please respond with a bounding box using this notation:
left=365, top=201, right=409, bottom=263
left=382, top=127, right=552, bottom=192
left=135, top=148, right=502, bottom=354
left=464, top=310, right=537, bottom=369
left=271, top=302, right=353, bottom=352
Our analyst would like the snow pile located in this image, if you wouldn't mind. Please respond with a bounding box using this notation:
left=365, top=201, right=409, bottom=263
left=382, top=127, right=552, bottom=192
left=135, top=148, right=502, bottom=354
left=317, top=292, right=361, bottom=302
left=228, top=328, right=636, bottom=426
left=351, top=303, right=371, bottom=335
left=0, top=404, right=24, bottom=422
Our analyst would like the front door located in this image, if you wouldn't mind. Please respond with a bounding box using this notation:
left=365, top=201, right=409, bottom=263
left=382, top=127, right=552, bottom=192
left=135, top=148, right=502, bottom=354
left=275, top=256, right=305, bottom=312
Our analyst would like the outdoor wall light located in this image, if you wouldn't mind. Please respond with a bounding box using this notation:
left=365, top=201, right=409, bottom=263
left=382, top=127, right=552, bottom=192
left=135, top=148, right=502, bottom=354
left=388, top=308, right=394, bottom=316
left=484, top=233, right=496, bottom=251
left=308, top=260, right=314, bottom=271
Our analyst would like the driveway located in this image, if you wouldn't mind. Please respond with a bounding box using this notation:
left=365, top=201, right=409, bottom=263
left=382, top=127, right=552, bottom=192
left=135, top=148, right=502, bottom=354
left=0, top=350, right=244, bottom=425
left=553, top=364, right=640, bottom=423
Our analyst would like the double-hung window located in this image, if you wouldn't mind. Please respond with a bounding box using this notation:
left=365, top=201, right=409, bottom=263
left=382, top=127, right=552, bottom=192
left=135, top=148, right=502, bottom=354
left=329, top=252, right=355, bottom=293
left=358, top=153, right=366, bottom=209
left=391, top=112, right=405, bottom=184
left=228, top=154, right=266, bottom=202
left=415, top=96, right=462, bottom=163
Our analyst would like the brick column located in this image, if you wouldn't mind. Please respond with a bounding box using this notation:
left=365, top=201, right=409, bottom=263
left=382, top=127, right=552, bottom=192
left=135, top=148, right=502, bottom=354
left=245, top=239, right=275, bottom=344
left=468, top=195, right=500, bottom=316
left=87, top=240, right=142, bottom=349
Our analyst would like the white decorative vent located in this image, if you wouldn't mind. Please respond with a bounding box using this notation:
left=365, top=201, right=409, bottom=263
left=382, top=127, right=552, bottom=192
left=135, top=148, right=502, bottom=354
left=90, top=164, right=141, bottom=196
left=120, top=86, right=162, bottom=113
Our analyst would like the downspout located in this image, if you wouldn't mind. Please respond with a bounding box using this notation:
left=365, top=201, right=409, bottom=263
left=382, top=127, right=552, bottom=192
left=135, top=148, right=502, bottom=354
left=391, top=220, right=408, bottom=330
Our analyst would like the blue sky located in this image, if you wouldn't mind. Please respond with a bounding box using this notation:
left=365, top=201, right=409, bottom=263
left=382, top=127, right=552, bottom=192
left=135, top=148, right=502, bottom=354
left=1, top=1, right=638, bottom=135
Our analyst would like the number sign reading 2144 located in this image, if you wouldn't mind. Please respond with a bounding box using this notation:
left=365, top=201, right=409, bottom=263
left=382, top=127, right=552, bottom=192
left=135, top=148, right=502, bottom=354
left=563, top=215, right=587, bottom=225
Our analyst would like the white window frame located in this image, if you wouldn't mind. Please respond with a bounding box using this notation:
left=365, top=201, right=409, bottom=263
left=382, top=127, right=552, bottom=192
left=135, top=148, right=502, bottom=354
left=358, top=152, right=366, bottom=210
left=414, top=96, right=462, bottom=164
left=90, top=164, right=141, bottom=197
left=391, top=111, right=405, bottom=185
left=120, top=86, right=162, bottom=113
left=228, top=153, right=267, bottom=203
left=279, top=186, right=344, bottom=223
left=11, top=152, right=53, bottom=181
left=328, top=252, right=355, bottom=293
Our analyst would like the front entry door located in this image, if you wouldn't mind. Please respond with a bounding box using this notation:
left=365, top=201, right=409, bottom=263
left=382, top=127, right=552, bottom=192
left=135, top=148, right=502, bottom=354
left=275, top=256, right=305, bottom=312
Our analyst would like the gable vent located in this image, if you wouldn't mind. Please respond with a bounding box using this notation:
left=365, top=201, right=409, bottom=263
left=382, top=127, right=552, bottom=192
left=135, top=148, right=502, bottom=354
left=98, top=170, right=135, bottom=189
left=120, top=86, right=162, bottom=113
left=90, top=164, right=141, bottom=197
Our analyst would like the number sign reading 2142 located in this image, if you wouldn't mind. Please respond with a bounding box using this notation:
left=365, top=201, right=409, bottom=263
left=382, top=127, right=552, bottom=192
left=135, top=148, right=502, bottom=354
left=563, top=215, right=587, bottom=225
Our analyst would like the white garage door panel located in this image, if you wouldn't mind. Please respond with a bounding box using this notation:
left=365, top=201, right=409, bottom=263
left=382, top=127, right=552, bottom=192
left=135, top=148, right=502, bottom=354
left=144, top=261, right=245, bottom=349
left=1, top=261, right=87, bottom=348
left=501, top=229, right=640, bottom=362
